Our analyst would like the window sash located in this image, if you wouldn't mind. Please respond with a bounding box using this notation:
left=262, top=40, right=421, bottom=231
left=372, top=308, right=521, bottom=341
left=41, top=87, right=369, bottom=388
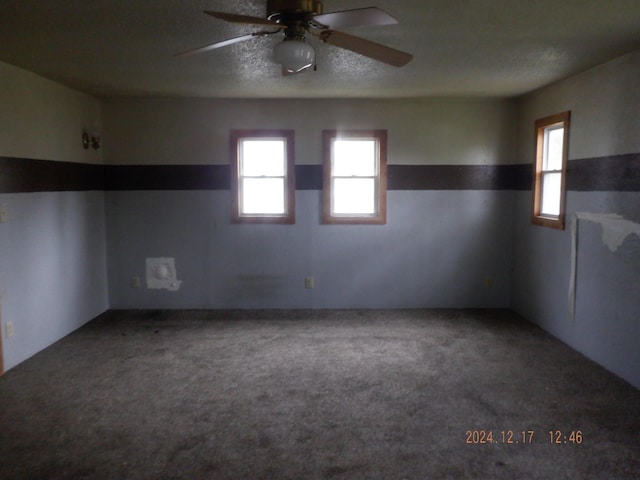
left=239, top=139, right=287, bottom=177
left=241, top=177, right=286, bottom=215
left=542, top=126, right=564, bottom=172
left=238, top=138, right=287, bottom=216
left=332, top=177, right=378, bottom=215
left=532, top=112, right=570, bottom=229
left=323, top=130, right=387, bottom=224
left=332, top=139, right=378, bottom=176
left=539, top=171, right=562, bottom=217
left=230, top=130, right=295, bottom=224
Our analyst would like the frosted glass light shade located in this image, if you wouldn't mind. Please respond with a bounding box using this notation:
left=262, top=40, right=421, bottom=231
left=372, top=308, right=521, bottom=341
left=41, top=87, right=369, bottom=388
left=273, top=38, right=315, bottom=73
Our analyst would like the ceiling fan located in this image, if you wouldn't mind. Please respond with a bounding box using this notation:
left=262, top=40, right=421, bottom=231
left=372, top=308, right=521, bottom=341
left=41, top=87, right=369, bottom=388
left=176, top=0, right=413, bottom=74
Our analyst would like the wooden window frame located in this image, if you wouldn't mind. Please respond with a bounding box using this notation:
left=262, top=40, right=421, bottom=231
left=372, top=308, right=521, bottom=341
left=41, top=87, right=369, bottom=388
left=322, top=130, right=387, bottom=225
left=532, top=111, right=570, bottom=230
left=230, top=129, right=295, bottom=224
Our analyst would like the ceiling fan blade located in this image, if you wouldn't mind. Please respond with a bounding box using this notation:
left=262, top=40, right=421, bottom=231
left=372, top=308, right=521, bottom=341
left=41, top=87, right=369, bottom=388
left=319, top=30, right=413, bottom=67
left=312, top=7, right=398, bottom=29
left=175, top=33, right=260, bottom=57
left=204, top=10, right=281, bottom=27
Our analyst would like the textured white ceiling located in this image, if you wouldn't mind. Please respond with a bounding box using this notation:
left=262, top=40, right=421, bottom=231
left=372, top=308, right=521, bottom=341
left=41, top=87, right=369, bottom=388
left=1, top=0, right=639, bottom=98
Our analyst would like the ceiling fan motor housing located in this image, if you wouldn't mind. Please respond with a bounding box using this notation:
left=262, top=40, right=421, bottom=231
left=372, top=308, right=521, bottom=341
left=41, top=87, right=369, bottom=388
left=267, top=0, right=323, bottom=21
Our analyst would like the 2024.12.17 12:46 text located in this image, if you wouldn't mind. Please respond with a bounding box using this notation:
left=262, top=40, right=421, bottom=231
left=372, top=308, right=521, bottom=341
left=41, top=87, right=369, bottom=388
left=465, top=430, right=583, bottom=445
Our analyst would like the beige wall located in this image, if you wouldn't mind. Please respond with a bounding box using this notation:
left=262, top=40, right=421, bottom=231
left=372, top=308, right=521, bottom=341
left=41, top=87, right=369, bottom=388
left=516, top=50, right=640, bottom=162
left=0, top=61, right=102, bottom=164
left=102, top=97, right=516, bottom=166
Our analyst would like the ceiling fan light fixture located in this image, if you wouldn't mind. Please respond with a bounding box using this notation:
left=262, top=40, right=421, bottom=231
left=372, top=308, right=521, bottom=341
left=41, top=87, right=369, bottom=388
left=273, top=37, right=315, bottom=73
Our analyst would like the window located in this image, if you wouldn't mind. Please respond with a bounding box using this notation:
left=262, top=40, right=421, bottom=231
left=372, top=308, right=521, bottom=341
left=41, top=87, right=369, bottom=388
left=532, top=112, right=570, bottom=229
left=323, top=130, right=387, bottom=224
left=230, top=130, right=295, bottom=224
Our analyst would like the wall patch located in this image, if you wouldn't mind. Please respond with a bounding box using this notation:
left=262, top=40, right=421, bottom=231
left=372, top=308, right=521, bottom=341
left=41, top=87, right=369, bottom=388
left=146, top=258, right=182, bottom=291
left=569, top=213, right=640, bottom=319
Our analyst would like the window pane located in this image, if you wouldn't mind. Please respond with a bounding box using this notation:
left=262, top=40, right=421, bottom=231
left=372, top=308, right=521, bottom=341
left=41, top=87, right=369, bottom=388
left=333, top=140, right=376, bottom=176
left=242, top=178, right=285, bottom=215
left=333, top=178, right=375, bottom=215
left=543, top=127, right=564, bottom=171
left=540, top=172, right=562, bottom=216
left=241, top=140, right=286, bottom=176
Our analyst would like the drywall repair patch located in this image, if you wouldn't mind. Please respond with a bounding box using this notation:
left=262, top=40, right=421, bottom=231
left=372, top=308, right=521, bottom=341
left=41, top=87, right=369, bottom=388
left=146, top=258, right=182, bottom=291
left=575, top=212, right=640, bottom=252
left=569, top=213, right=640, bottom=319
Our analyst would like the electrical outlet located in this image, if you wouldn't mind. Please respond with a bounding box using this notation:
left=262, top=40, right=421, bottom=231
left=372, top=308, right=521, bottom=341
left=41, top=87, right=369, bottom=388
left=6, top=322, right=14, bottom=338
left=131, top=277, right=142, bottom=288
left=305, top=277, right=314, bottom=289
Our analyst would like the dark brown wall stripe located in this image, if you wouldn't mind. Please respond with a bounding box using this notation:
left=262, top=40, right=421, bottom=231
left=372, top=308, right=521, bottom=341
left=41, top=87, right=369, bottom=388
left=388, top=164, right=531, bottom=190
left=0, top=157, right=104, bottom=193
left=104, top=165, right=229, bottom=191
left=1, top=153, right=638, bottom=193
left=567, top=153, right=640, bottom=191
left=295, top=165, right=323, bottom=190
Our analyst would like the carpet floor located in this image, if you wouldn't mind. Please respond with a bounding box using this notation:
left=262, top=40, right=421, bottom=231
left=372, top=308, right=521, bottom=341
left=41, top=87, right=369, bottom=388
left=0, top=309, right=639, bottom=479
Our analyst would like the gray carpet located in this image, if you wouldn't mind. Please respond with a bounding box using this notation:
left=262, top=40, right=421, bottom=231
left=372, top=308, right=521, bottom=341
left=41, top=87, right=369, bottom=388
left=0, top=309, right=639, bottom=479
